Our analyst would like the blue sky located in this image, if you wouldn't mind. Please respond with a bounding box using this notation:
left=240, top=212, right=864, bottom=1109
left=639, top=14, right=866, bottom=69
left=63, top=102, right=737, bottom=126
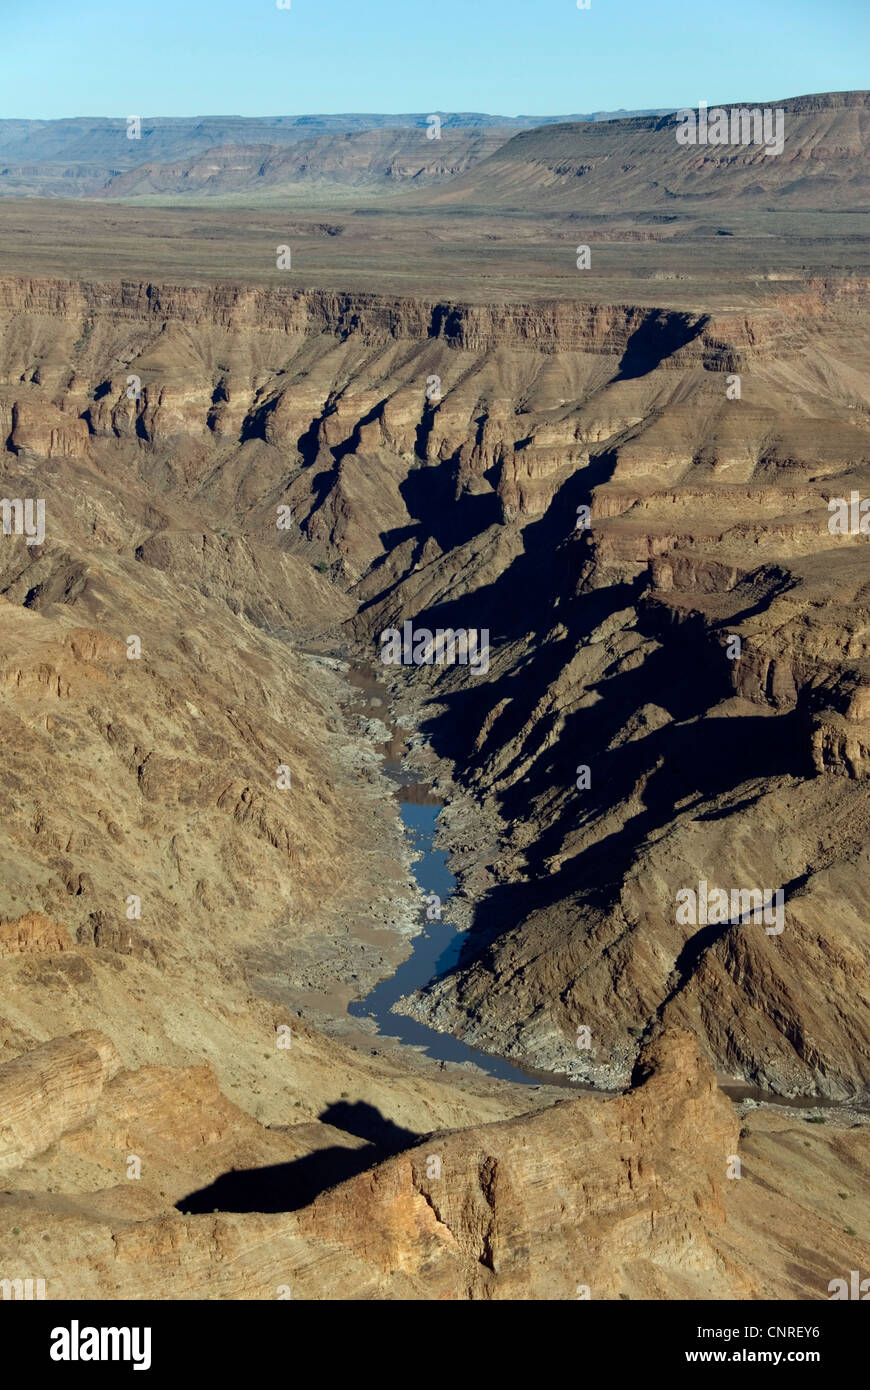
left=3, top=0, right=866, bottom=119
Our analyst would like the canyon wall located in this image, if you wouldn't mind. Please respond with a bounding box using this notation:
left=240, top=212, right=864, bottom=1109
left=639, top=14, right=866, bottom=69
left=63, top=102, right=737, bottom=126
left=1, top=271, right=869, bottom=1100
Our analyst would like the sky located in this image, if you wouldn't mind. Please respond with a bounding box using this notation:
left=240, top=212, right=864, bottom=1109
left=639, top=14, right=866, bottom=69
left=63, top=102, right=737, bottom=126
left=2, top=0, right=867, bottom=120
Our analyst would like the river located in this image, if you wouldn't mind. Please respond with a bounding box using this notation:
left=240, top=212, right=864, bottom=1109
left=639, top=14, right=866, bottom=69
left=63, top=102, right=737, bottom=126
left=345, top=661, right=602, bottom=1090
left=342, top=659, right=866, bottom=1116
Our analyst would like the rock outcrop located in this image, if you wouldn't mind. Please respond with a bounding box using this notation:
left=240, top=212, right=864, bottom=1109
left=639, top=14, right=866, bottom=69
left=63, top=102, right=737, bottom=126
left=0, top=1031, right=120, bottom=1171
left=3, top=1027, right=865, bottom=1300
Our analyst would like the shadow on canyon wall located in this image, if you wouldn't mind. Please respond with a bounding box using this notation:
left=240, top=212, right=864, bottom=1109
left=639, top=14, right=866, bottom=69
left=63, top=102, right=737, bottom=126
left=353, top=448, right=816, bottom=977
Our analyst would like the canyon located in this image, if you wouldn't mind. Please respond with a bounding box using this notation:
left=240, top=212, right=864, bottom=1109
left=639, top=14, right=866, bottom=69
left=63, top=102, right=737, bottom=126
left=0, top=90, right=868, bottom=1301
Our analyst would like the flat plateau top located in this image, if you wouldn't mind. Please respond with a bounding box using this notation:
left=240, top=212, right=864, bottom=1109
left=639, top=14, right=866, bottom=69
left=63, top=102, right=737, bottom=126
left=0, top=198, right=865, bottom=312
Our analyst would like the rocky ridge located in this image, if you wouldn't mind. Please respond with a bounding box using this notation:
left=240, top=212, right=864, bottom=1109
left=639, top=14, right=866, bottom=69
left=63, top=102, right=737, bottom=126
left=1, top=1026, right=866, bottom=1299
